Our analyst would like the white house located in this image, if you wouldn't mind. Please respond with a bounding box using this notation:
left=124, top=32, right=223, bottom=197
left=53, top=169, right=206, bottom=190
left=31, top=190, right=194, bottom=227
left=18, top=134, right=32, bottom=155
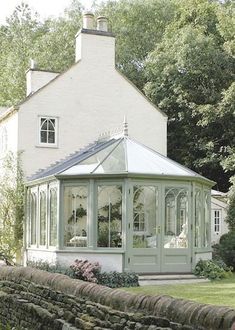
left=0, top=14, right=166, bottom=179
left=211, top=190, right=229, bottom=245
left=0, top=13, right=218, bottom=273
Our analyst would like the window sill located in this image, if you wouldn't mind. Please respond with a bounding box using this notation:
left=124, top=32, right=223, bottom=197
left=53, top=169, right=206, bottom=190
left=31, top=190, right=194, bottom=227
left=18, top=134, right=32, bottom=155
left=27, top=247, right=125, bottom=254
left=36, top=144, right=58, bottom=149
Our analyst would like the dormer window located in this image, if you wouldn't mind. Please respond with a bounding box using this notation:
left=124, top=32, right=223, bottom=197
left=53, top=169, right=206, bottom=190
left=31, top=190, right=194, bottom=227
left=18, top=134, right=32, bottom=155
left=39, top=117, right=58, bottom=147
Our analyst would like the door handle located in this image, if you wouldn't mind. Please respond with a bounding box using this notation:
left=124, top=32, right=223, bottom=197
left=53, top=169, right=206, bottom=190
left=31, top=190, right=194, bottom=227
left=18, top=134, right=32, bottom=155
left=157, top=226, right=161, bottom=234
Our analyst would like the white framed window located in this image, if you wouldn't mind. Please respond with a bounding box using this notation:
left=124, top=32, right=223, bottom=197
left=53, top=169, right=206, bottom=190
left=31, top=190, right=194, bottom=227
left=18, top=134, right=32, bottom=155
left=38, top=116, right=58, bottom=147
left=214, top=210, right=221, bottom=233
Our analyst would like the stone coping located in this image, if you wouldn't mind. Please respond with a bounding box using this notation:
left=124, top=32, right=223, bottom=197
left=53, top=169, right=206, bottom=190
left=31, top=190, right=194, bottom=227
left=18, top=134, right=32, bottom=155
left=0, top=266, right=235, bottom=330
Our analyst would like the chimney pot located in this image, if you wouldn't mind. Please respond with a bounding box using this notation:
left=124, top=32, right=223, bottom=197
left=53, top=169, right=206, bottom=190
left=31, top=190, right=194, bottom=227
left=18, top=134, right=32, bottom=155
left=97, top=16, right=108, bottom=32
left=82, top=12, right=95, bottom=30
left=30, top=59, right=37, bottom=69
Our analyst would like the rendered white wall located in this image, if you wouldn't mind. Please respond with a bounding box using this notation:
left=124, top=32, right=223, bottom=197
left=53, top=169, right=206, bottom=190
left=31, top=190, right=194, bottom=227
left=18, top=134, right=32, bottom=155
left=211, top=197, right=229, bottom=244
left=18, top=32, right=167, bottom=178
left=195, top=252, right=212, bottom=263
left=26, top=70, right=59, bottom=96
left=26, top=249, right=123, bottom=272
left=26, top=249, right=57, bottom=265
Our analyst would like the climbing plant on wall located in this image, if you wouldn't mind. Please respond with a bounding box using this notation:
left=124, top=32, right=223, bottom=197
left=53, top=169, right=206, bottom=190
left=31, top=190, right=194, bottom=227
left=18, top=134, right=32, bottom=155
left=0, top=152, right=24, bottom=263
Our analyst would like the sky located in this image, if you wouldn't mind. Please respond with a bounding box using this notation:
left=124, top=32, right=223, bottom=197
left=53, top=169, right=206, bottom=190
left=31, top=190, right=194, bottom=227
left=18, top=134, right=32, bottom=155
left=0, top=0, right=105, bottom=24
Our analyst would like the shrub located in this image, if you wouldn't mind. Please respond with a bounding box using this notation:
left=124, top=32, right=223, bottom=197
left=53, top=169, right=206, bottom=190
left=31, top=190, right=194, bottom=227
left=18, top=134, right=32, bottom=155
left=27, top=260, right=75, bottom=278
left=28, top=259, right=139, bottom=287
left=194, top=259, right=232, bottom=280
left=215, top=231, right=235, bottom=269
left=97, top=271, right=139, bottom=288
left=70, top=259, right=101, bottom=283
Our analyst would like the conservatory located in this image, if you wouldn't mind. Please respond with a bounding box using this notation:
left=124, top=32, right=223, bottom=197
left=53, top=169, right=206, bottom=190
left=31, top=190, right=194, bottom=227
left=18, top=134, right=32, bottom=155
left=25, top=131, right=214, bottom=273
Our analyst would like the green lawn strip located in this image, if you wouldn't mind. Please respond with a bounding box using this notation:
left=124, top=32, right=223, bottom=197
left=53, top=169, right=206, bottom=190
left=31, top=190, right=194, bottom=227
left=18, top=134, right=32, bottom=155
left=122, top=275, right=235, bottom=309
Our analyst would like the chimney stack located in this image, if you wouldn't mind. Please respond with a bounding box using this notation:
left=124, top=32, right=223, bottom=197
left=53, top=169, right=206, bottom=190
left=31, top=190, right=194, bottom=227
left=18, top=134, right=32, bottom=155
left=97, top=16, right=108, bottom=32
left=26, top=59, right=59, bottom=96
left=82, top=12, right=95, bottom=30
left=75, top=13, right=114, bottom=64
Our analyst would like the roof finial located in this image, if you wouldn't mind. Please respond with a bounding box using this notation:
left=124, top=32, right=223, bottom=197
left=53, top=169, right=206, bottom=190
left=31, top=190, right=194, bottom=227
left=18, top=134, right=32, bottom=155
left=123, top=116, right=128, bottom=136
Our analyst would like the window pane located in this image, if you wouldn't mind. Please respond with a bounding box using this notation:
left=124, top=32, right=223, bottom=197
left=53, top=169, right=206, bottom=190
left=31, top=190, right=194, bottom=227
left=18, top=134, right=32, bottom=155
left=97, top=185, right=122, bottom=248
left=49, top=188, right=57, bottom=246
left=48, top=119, right=55, bottom=130
left=203, top=191, right=210, bottom=247
left=30, top=193, right=37, bottom=245
left=48, top=131, right=55, bottom=143
left=41, top=130, right=47, bottom=143
left=195, top=189, right=202, bottom=247
left=133, top=186, right=158, bottom=248
left=164, top=188, right=188, bottom=249
left=41, top=118, right=47, bottom=130
left=40, top=191, right=46, bottom=246
left=64, top=186, right=88, bottom=247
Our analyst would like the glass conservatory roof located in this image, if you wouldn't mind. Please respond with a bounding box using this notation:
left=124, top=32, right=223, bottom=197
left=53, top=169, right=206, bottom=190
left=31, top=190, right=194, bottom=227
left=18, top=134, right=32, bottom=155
left=29, top=135, right=212, bottom=182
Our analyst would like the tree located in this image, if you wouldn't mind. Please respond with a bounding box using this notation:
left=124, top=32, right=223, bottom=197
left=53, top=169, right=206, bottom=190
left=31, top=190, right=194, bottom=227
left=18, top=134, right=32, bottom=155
left=143, top=0, right=235, bottom=191
left=0, top=152, right=24, bottom=263
left=0, top=3, right=43, bottom=106
left=31, top=0, right=83, bottom=72
left=0, top=1, right=83, bottom=106
left=97, top=0, right=177, bottom=89
left=0, top=0, right=234, bottom=190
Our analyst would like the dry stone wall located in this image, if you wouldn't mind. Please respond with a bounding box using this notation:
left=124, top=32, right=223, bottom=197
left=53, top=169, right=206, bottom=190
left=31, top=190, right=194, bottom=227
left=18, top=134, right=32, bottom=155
left=0, top=267, right=234, bottom=330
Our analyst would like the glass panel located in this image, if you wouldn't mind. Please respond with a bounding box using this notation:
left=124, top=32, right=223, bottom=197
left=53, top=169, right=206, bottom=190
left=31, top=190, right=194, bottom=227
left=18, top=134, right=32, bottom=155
left=64, top=186, right=88, bottom=247
left=164, top=188, right=188, bottom=249
left=95, top=141, right=126, bottom=173
left=40, top=131, right=47, bottom=143
left=41, top=118, right=47, bottom=130
left=79, top=141, right=120, bottom=166
left=48, top=131, right=55, bottom=143
left=40, top=191, right=46, bottom=246
left=132, top=186, right=158, bottom=248
left=195, top=189, right=202, bottom=247
left=204, top=191, right=210, bottom=247
left=48, top=119, right=55, bottom=130
left=30, top=193, right=37, bottom=245
left=49, top=188, right=57, bottom=246
left=97, top=185, right=122, bottom=248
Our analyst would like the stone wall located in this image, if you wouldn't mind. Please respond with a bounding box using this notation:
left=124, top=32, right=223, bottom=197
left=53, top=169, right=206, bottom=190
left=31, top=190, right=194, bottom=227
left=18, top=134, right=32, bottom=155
left=0, top=267, right=235, bottom=330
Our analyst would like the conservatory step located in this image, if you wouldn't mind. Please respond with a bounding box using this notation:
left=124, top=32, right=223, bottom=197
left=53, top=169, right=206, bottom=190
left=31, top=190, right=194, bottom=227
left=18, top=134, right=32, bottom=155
left=138, top=274, right=209, bottom=286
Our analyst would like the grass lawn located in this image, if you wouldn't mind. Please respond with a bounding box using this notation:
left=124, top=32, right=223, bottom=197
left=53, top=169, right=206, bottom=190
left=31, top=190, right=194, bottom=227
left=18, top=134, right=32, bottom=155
left=123, top=274, right=235, bottom=309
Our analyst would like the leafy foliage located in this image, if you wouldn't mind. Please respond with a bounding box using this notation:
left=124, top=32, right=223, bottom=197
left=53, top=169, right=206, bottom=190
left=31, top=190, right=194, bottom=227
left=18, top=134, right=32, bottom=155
left=215, top=231, right=235, bottom=269
left=97, top=271, right=139, bottom=288
left=70, top=259, right=101, bottom=283
left=28, top=259, right=139, bottom=288
left=144, top=0, right=235, bottom=191
left=0, top=152, right=24, bottom=263
left=225, top=191, right=235, bottom=230
left=0, top=0, right=234, bottom=190
left=194, top=259, right=232, bottom=280
left=27, top=260, right=76, bottom=278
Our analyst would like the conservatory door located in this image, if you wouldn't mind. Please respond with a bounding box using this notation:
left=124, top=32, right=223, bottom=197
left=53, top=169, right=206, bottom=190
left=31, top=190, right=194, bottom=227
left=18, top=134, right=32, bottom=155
left=128, top=185, right=161, bottom=273
left=127, top=185, right=192, bottom=273
left=161, top=187, right=191, bottom=273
